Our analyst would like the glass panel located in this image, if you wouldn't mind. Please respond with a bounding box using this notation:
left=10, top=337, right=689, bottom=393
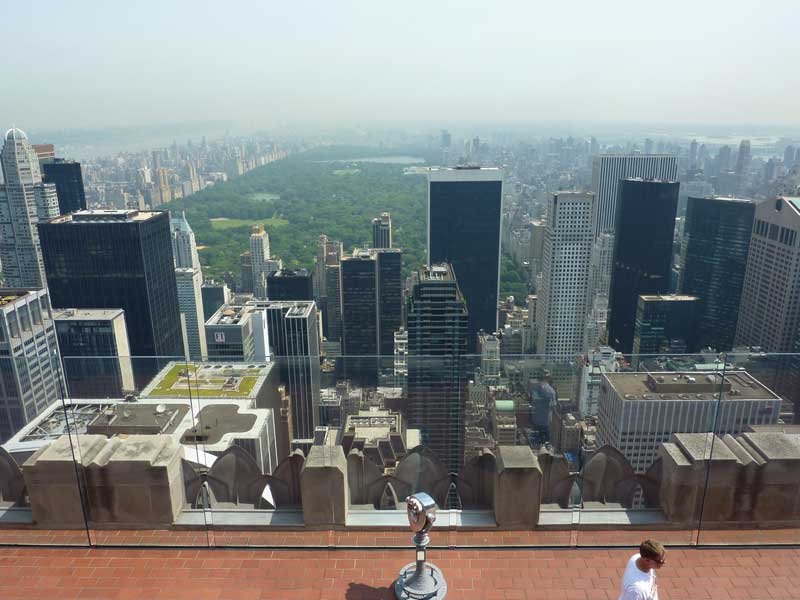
left=57, top=355, right=206, bottom=547
left=574, top=353, right=700, bottom=547
left=198, top=355, right=293, bottom=548
left=696, top=352, right=800, bottom=546
left=0, top=347, right=91, bottom=546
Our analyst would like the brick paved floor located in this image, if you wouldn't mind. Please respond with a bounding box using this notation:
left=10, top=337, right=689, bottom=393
left=0, top=545, right=797, bottom=599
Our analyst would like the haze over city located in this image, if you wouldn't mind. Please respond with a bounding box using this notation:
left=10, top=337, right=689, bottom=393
left=2, top=0, right=799, bottom=133
left=2, top=3, right=800, bottom=599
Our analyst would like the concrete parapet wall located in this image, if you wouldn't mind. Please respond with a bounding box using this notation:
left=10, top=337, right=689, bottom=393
left=493, top=446, right=542, bottom=529
left=22, top=435, right=184, bottom=527
left=660, top=432, right=800, bottom=526
left=301, top=445, right=348, bottom=526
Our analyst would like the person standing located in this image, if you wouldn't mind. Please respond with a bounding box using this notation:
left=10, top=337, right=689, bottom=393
left=618, top=539, right=666, bottom=600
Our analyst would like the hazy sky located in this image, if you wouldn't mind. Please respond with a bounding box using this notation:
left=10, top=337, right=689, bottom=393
left=2, top=0, right=798, bottom=131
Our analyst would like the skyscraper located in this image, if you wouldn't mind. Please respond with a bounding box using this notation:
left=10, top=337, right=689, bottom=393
left=606, top=179, right=679, bottom=354
left=339, top=248, right=402, bottom=381
left=591, top=154, right=678, bottom=236
left=205, top=302, right=257, bottom=361
left=428, top=167, right=503, bottom=352
left=735, top=197, right=800, bottom=353
left=0, top=288, right=64, bottom=442
left=38, top=210, right=183, bottom=387
left=54, top=308, right=134, bottom=398
left=679, top=196, right=755, bottom=351
left=259, top=300, right=321, bottom=443
left=170, top=211, right=201, bottom=270
left=170, top=212, right=206, bottom=359
left=0, top=128, right=60, bottom=288
left=239, top=251, right=253, bottom=293
left=340, top=250, right=377, bottom=378
left=736, top=139, right=752, bottom=175
left=536, top=192, right=595, bottom=360
left=266, top=269, right=313, bottom=301
left=42, top=159, right=87, bottom=215
left=375, top=249, right=402, bottom=357
left=598, top=371, right=780, bottom=473
left=371, top=212, right=392, bottom=248
left=250, top=224, right=281, bottom=299
left=632, top=295, right=699, bottom=367
left=406, top=264, right=468, bottom=472
left=325, top=254, right=342, bottom=342
left=314, top=235, right=343, bottom=338
left=201, top=281, right=230, bottom=323
left=175, top=267, right=207, bottom=360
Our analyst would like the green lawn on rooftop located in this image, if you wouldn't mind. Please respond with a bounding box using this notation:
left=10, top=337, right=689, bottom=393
left=148, top=363, right=259, bottom=398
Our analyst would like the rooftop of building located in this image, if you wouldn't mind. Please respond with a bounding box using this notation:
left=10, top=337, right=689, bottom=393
left=0, top=290, right=33, bottom=306
left=47, top=209, right=159, bottom=224
left=52, top=308, right=124, bottom=321
left=268, top=268, right=309, bottom=278
left=638, top=294, right=700, bottom=302
left=344, top=408, right=401, bottom=443
left=427, top=165, right=503, bottom=182
left=245, top=299, right=315, bottom=318
left=140, top=361, right=269, bottom=399
left=604, top=371, right=780, bottom=401
left=3, top=127, right=27, bottom=141
left=782, top=196, right=800, bottom=213
left=622, top=177, right=679, bottom=184
left=1, top=394, right=270, bottom=461
left=597, top=152, right=675, bottom=157
left=420, top=263, right=456, bottom=281
left=689, top=195, right=755, bottom=204
left=207, top=303, right=252, bottom=326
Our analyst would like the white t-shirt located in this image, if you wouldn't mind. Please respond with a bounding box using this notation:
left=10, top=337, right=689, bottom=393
left=618, top=553, right=658, bottom=600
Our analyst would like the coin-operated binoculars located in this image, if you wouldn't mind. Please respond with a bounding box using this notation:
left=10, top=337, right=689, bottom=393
left=393, top=492, right=448, bottom=599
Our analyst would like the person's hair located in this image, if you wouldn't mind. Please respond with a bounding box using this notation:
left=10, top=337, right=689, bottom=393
left=640, top=539, right=665, bottom=561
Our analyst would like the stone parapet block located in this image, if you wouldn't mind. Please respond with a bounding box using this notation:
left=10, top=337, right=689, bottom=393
left=493, top=446, right=542, bottom=529
left=301, top=445, right=348, bottom=526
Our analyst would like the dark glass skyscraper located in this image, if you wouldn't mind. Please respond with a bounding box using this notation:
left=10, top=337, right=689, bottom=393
left=375, top=249, right=402, bottom=357
left=38, top=210, right=183, bottom=387
left=632, top=295, right=699, bottom=367
left=428, top=167, right=502, bottom=352
left=341, top=250, right=378, bottom=380
left=679, top=196, right=755, bottom=351
left=260, top=301, right=320, bottom=442
left=42, top=159, right=87, bottom=215
left=54, top=308, right=134, bottom=398
left=340, top=248, right=402, bottom=381
left=371, top=212, right=392, bottom=248
left=267, top=269, right=313, bottom=301
left=607, top=179, right=679, bottom=354
left=406, top=263, right=468, bottom=473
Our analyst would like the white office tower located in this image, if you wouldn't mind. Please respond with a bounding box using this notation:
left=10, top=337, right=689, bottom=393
left=175, top=267, right=208, bottom=360
left=170, top=211, right=201, bottom=270
left=0, top=128, right=60, bottom=288
left=250, top=224, right=281, bottom=299
left=735, top=197, right=800, bottom=352
left=0, top=289, right=64, bottom=442
left=536, top=192, right=596, bottom=360
left=591, top=154, right=677, bottom=237
left=477, top=331, right=501, bottom=384
left=393, top=327, right=408, bottom=387
left=586, top=231, right=614, bottom=320
left=576, top=346, right=619, bottom=418
left=597, top=371, right=780, bottom=472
